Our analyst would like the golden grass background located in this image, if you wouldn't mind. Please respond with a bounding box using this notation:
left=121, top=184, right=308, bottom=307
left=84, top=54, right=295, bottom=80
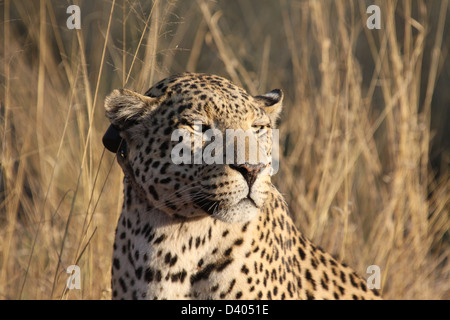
left=0, top=0, right=449, bottom=299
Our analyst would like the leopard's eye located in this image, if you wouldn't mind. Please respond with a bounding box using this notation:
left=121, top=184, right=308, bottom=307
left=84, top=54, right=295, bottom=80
left=201, top=124, right=211, bottom=133
left=193, top=121, right=211, bottom=134
left=252, top=124, right=269, bottom=134
left=180, top=119, right=210, bottom=133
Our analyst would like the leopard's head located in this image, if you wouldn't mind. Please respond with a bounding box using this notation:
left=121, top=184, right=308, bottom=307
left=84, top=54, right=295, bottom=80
left=103, top=73, right=283, bottom=223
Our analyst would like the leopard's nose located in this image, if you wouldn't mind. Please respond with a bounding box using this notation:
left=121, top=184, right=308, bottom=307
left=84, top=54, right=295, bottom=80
left=229, top=163, right=264, bottom=188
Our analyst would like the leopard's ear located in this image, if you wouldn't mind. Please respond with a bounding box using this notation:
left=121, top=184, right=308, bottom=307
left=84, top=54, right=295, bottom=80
left=104, top=89, right=160, bottom=130
left=254, top=89, right=283, bottom=126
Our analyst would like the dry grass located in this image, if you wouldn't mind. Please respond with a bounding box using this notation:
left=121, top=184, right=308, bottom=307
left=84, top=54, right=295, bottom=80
left=0, top=0, right=448, bottom=299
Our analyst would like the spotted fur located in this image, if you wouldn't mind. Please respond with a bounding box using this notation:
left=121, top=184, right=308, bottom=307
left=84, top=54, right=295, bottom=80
left=104, top=73, right=381, bottom=300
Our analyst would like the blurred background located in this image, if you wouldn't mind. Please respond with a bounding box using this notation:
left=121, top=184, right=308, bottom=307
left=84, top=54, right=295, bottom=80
left=0, top=0, right=448, bottom=299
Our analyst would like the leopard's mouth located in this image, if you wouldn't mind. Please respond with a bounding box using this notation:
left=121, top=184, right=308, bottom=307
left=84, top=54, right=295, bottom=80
left=192, top=192, right=259, bottom=216
left=239, top=196, right=258, bottom=208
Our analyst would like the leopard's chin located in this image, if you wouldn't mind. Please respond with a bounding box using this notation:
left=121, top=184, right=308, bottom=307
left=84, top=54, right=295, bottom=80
left=211, top=198, right=260, bottom=224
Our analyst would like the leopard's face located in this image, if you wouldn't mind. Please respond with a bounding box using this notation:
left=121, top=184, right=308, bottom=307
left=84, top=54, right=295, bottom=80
left=104, top=73, right=283, bottom=223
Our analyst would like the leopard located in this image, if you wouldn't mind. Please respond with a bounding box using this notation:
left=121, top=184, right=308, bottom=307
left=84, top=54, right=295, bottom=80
left=102, top=72, right=381, bottom=300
